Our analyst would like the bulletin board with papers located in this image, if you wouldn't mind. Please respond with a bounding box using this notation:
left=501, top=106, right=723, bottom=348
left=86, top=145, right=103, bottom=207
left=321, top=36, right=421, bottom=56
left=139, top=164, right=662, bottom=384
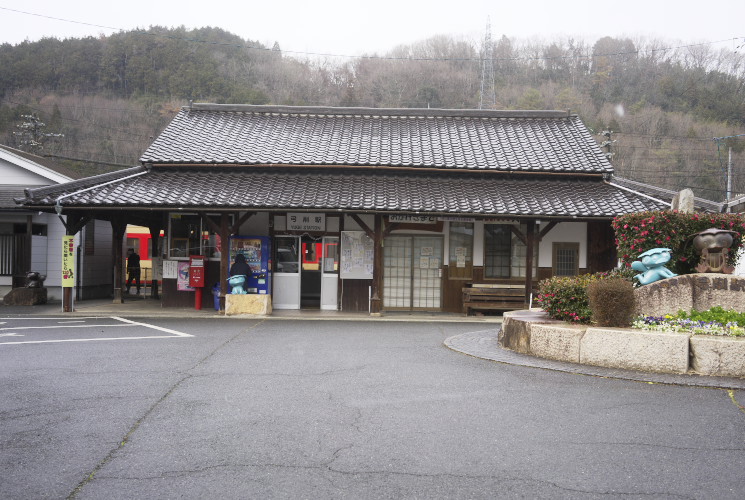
left=340, top=231, right=374, bottom=279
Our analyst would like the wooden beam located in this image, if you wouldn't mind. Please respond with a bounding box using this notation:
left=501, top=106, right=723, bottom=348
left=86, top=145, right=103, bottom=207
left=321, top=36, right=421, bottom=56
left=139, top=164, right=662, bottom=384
left=525, top=220, right=536, bottom=303
left=231, top=212, right=256, bottom=234
left=148, top=224, right=163, bottom=300
left=538, top=221, right=559, bottom=241
left=219, top=213, right=229, bottom=312
left=510, top=225, right=527, bottom=246
left=382, top=222, right=400, bottom=238
left=111, top=218, right=127, bottom=304
left=370, top=214, right=383, bottom=315
left=198, top=212, right=221, bottom=235
left=349, top=214, right=374, bottom=240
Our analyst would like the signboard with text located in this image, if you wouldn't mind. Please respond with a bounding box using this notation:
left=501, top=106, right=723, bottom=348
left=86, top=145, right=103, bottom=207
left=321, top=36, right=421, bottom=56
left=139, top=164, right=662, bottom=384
left=61, top=235, right=75, bottom=287
left=388, top=215, right=436, bottom=224
left=287, top=213, right=326, bottom=232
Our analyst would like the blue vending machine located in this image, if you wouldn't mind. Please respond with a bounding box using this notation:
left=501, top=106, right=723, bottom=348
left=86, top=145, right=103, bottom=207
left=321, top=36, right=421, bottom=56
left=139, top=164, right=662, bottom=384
left=229, top=236, right=272, bottom=294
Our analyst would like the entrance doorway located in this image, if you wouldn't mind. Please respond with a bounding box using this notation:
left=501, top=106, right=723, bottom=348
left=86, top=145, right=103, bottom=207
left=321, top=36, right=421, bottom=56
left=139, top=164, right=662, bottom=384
left=272, top=235, right=339, bottom=310
left=301, top=236, right=321, bottom=308
left=383, top=235, right=443, bottom=311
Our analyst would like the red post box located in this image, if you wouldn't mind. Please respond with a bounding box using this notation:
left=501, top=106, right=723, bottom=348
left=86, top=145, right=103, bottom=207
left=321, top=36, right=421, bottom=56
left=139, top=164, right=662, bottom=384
left=189, top=255, right=205, bottom=309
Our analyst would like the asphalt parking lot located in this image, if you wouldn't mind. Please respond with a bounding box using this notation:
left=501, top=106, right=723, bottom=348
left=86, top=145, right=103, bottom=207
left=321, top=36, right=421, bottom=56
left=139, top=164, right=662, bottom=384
left=1, top=316, right=743, bottom=499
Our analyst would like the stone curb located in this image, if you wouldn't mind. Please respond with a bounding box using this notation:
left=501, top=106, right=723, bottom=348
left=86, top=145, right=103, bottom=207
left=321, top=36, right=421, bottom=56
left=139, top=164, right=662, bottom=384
left=444, top=329, right=745, bottom=390
left=500, top=310, right=745, bottom=378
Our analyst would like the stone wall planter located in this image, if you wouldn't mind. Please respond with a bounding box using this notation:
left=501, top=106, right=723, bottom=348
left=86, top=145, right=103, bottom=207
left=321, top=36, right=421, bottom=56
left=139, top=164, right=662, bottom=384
left=501, top=311, right=745, bottom=378
left=225, top=294, right=272, bottom=316
left=529, top=323, right=585, bottom=363
left=580, top=328, right=690, bottom=374
left=634, top=274, right=745, bottom=317
left=690, top=336, right=745, bottom=377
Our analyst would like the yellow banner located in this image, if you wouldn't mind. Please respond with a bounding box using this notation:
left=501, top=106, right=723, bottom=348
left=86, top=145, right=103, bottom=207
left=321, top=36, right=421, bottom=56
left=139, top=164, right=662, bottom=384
left=62, top=235, right=75, bottom=287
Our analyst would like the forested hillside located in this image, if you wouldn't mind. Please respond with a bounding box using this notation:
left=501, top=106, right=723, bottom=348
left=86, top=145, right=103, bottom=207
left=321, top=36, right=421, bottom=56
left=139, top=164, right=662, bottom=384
left=1, top=27, right=743, bottom=200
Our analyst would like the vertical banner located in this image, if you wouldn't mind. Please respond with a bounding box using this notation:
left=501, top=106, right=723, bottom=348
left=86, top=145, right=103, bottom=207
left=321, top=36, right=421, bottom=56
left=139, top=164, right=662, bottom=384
left=62, top=235, right=75, bottom=287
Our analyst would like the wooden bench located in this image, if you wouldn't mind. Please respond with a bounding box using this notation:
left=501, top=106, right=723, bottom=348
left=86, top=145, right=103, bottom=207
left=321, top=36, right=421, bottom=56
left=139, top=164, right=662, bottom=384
left=462, top=284, right=526, bottom=315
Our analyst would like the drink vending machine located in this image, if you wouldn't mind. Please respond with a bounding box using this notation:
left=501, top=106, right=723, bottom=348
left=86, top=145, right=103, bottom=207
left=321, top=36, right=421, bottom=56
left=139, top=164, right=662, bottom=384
left=229, top=236, right=272, bottom=294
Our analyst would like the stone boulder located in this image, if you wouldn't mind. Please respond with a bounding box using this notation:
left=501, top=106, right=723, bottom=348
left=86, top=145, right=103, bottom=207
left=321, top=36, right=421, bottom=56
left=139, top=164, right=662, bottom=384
left=3, top=287, right=48, bottom=306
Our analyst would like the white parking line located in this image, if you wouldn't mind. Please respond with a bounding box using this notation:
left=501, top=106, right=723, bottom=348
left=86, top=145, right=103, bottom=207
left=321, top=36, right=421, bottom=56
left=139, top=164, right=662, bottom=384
left=0, top=317, right=193, bottom=345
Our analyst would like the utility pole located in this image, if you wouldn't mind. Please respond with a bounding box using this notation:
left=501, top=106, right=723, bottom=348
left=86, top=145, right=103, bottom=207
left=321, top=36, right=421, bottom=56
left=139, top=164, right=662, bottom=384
left=726, top=147, right=732, bottom=212
left=479, top=18, right=496, bottom=110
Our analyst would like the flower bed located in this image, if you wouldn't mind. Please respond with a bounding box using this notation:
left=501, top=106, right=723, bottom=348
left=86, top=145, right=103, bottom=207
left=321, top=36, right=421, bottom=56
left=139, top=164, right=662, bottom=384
left=633, top=307, right=745, bottom=337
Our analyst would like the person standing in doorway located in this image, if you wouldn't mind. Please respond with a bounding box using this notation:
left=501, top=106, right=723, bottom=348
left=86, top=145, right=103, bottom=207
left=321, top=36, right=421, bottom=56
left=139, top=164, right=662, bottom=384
left=126, top=248, right=141, bottom=295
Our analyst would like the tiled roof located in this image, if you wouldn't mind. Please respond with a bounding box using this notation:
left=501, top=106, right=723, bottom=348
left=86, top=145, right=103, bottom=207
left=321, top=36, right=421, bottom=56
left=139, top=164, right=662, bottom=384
left=21, top=168, right=665, bottom=218
left=610, top=176, right=723, bottom=213
left=140, top=105, right=613, bottom=175
left=0, top=186, right=27, bottom=209
left=0, top=144, right=81, bottom=180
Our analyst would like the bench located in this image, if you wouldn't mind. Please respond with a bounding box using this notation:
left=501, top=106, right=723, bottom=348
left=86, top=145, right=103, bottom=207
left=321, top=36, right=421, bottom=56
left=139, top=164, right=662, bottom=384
left=462, top=284, right=526, bottom=315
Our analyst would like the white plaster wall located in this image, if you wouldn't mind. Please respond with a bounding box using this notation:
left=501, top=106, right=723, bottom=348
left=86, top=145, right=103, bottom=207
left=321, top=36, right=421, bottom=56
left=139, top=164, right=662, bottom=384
left=537, top=222, right=588, bottom=268
left=80, top=220, right=114, bottom=287
left=0, top=161, right=56, bottom=185
left=30, top=235, right=48, bottom=275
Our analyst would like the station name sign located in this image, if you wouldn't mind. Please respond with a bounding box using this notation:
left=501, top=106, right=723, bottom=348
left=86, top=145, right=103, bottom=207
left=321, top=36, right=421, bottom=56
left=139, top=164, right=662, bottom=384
left=287, top=213, right=326, bottom=231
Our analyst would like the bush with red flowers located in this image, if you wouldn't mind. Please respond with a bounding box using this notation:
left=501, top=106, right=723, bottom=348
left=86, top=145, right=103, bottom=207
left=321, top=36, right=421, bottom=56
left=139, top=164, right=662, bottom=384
left=612, top=210, right=745, bottom=275
left=535, top=270, right=635, bottom=324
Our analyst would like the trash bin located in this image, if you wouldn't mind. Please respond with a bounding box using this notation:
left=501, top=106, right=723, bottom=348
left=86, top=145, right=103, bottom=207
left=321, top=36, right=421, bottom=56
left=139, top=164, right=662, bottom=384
left=212, top=283, right=220, bottom=311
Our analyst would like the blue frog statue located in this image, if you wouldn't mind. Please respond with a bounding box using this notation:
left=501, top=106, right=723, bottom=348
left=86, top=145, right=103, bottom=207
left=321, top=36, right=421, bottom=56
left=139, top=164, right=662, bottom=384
left=631, top=248, right=677, bottom=285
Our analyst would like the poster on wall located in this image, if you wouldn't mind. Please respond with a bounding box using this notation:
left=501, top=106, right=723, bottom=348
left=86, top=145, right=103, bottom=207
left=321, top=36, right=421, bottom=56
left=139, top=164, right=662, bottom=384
left=162, top=260, right=178, bottom=279
left=340, top=231, right=374, bottom=279
left=61, top=235, right=75, bottom=287
left=177, top=261, right=195, bottom=291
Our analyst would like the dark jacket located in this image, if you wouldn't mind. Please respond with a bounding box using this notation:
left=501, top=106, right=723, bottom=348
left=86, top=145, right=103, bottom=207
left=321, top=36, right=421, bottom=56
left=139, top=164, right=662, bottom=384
left=126, top=252, right=141, bottom=270
left=229, top=253, right=251, bottom=276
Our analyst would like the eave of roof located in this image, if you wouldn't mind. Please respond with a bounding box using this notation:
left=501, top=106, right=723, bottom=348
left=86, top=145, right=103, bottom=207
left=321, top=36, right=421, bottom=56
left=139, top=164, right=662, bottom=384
left=609, top=176, right=723, bottom=213
left=17, top=168, right=666, bottom=219
left=0, top=144, right=80, bottom=182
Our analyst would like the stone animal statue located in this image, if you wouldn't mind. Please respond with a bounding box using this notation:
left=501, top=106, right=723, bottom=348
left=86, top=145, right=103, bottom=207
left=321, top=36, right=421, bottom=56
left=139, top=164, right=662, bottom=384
left=25, top=271, right=47, bottom=288
left=228, top=275, right=248, bottom=294
left=631, top=248, right=677, bottom=285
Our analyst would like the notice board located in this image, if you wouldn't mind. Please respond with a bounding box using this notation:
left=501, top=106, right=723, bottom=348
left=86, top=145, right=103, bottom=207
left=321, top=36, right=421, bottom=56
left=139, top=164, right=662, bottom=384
left=340, top=231, right=374, bottom=279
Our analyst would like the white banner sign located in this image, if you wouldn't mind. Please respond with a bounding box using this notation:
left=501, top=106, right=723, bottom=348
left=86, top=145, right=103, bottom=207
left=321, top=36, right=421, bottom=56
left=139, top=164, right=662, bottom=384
left=287, top=213, right=326, bottom=231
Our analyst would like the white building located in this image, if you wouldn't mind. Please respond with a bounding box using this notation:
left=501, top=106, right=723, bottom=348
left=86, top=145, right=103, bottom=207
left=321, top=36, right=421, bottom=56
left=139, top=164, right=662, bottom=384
left=0, top=145, right=113, bottom=301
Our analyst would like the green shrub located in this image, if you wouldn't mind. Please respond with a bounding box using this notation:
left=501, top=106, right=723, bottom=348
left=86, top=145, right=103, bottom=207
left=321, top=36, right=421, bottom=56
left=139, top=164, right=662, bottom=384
left=613, top=210, right=745, bottom=275
left=587, top=278, right=636, bottom=327
left=536, top=274, right=601, bottom=323
left=536, top=270, right=636, bottom=324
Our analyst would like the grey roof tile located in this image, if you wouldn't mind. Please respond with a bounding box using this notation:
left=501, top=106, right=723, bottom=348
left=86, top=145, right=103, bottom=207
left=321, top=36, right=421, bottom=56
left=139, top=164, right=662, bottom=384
left=21, top=169, right=665, bottom=218
left=140, top=105, right=613, bottom=175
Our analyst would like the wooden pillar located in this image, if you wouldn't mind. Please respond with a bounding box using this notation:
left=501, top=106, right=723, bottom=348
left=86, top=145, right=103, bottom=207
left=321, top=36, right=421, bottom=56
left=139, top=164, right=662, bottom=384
left=525, top=220, right=535, bottom=304
left=148, top=225, right=161, bottom=299
left=370, top=214, right=383, bottom=315
left=337, top=214, right=344, bottom=311
left=219, top=213, right=230, bottom=312
left=111, top=219, right=126, bottom=303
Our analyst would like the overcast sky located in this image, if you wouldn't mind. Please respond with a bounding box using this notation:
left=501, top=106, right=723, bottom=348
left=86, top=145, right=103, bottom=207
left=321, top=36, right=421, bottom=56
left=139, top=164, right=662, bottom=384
left=1, top=1, right=744, bottom=58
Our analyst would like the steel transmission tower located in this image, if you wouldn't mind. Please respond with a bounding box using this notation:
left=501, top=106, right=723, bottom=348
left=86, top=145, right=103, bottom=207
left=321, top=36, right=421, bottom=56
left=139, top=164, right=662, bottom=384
left=479, top=18, right=496, bottom=110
